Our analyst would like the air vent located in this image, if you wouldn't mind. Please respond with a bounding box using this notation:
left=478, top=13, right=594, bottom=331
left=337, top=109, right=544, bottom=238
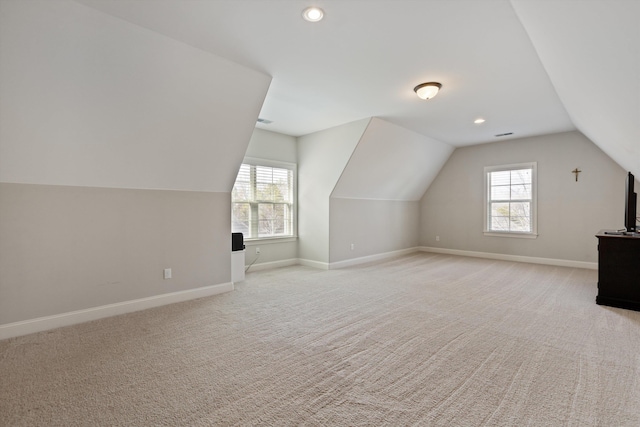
left=495, top=132, right=513, bottom=137
left=257, top=118, right=273, bottom=124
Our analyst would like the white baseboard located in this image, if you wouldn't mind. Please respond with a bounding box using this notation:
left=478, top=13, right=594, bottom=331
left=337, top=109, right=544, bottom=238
left=246, top=258, right=299, bottom=272
left=419, top=246, right=598, bottom=270
left=298, top=258, right=330, bottom=270
left=247, top=245, right=594, bottom=272
left=249, top=249, right=419, bottom=271
left=0, top=282, right=234, bottom=341
left=329, top=247, right=419, bottom=269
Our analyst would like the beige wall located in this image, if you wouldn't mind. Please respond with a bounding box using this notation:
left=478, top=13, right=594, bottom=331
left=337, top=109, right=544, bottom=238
left=329, top=198, right=419, bottom=263
left=419, top=131, right=626, bottom=263
left=0, top=184, right=231, bottom=324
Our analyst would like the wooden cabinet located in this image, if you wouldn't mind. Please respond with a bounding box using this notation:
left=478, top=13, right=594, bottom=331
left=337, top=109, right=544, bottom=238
left=596, top=230, right=640, bottom=311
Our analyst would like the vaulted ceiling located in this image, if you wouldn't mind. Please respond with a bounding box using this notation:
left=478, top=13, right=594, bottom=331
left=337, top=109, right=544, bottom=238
left=76, top=0, right=639, bottom=176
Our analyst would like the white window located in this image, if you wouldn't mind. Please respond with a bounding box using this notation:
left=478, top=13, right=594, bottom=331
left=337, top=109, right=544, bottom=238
left=231, top=157, right=296, bottom=240
left=484, top=162, right=537, bottom=238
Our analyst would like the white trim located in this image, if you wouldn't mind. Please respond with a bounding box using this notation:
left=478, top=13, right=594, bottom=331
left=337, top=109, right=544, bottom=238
left=483, top=232, right=538, bottom=239
left=419, top=246, right=597, bottom=270
left=329, top=248, right=418, bottom=269
left=298, top=258, right=330, bottom=270
left=246, top=258, right=299, bottom=272
left=244, top=237, right=297, bottom=245
left=0, top=282, right=234, bottom=340
left=234, top=157, right=298, bottom=240
left=2, top=247, right=597, bottom=341
left=484, top=162, right=537, bottom=236
left=243, top=156, right=296, bottom=171
left=244, top=248, right=598, bottom=272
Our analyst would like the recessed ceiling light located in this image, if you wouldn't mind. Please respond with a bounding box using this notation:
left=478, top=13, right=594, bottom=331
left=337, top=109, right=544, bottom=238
left=302, top=7, right=324, bottom=22
left=474, top=118, right=486, bottom=124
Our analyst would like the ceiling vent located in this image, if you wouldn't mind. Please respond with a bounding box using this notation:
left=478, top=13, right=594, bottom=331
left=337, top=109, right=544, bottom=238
left=257, top=118, right=273, bottom=124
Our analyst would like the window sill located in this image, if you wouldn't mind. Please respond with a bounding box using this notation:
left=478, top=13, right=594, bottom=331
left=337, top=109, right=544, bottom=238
left=244, top=236, right=298, bottom=245
left=483, top=231, right=538, bottom=239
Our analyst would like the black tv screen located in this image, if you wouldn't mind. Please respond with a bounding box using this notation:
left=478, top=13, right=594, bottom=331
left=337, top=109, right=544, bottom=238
left=625, top=172, right=637, bottom=233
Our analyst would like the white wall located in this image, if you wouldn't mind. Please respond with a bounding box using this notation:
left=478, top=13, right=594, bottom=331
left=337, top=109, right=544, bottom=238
left=242, top=128, right=298, bottom=269
left=332, top=118, right=453, bottom=201
left=511, top=0, right=640, bottom=178
left=0, top=0, right=270, bottom=191
left=0, top=1, right=269, bottom=327
left=298, top=119, right=370, bottom=265
left=419, top=131, right=628, bottom=263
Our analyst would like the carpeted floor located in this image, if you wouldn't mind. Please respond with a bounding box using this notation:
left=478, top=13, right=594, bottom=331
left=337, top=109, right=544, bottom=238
left=1, top=253, right=639, bottom=426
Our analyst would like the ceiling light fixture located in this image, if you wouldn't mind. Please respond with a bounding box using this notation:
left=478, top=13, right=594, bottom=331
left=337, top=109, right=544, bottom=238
left=474, top=118, right=486, bottom=124
left=302, top=7, right=324, bottom=22
left=414, top=82, right=442, bottom=100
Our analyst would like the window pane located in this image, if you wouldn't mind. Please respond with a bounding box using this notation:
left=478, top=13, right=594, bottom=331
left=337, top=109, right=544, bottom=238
left=510, top=216, right=531, bottom=232
left=258, top=203, right=291, bottom=237
left=256, top=166, right=272, bottom=183
left=255, top=166, right=292, bottom=203
left=232, top=181, right=251, bottom=202
left=231, top=203, right=250, bottom=235
left=491, top=185, right=511, bottom=200
left=491, top=216, right=510, bottom=231
left=231, top=161, right=295, bottom=239
left=511, top=169, right=531, bottom=185
left=486, top=165, right=535, bottom=234
left=236, top=164, right=250, bottom=182
left=491, top=171, right=511, bottom=186
left=258, top=204, right=272, bottom=236
left=511, top=183, right=531, bottom=200
left=491, top=202, right=510, bottom=218
left=256, top=182, right=272, bottom=201
left=510, top=202, right=530, bottom=216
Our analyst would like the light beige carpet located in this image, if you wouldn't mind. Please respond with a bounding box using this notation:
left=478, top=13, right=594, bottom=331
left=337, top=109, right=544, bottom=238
left=1, top=253, right=639, bottom=426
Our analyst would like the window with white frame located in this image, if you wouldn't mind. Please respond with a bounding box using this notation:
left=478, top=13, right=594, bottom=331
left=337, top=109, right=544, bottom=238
left=484, top=162, right=537, bottom=237
left=231, top=158, right=296, bottom=240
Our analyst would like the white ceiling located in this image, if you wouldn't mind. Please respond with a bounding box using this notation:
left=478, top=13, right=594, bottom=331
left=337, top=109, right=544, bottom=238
left=75, top=0, right=639, bottom=172
left=511, top=0, right=640, bottom=176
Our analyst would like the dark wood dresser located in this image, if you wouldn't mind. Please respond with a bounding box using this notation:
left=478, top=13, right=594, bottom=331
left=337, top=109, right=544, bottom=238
left=596, top=230, right=640, bottom=311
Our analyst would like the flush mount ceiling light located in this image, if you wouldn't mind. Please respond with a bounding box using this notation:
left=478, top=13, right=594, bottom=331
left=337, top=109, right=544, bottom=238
left=474, top=118, right=486, bottom=124
left=302, top=6, right=324, bottom=22
left=413, top=82, right=442, bottom=100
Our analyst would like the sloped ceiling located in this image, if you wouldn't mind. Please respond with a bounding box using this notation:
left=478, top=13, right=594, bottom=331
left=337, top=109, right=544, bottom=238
left=0, top=0, right=271, bottom=192
left=70, top=0, right=638, bottom=178
left=74, top=0, right=573, bottom=146
left=511, top=0, right=640, bottom=178
left=332, top=118, right=453, bottom=201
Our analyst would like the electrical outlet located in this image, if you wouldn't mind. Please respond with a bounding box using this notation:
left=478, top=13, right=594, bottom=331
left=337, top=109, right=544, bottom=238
left=350, top=243, right=355, bottom=250
left=436, top=236, right=440, bottom=242
left=163, top=268, right=172, bottom=279
left=256, top=247, right=261, bottom=254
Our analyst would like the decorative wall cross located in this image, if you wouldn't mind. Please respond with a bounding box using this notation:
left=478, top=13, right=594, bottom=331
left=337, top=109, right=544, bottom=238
left=572, top=168, right=582, bottom=182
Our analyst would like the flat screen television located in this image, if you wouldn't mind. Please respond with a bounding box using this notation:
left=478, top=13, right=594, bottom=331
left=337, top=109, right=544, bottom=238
left=625, top=171, right=637, bottom=233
